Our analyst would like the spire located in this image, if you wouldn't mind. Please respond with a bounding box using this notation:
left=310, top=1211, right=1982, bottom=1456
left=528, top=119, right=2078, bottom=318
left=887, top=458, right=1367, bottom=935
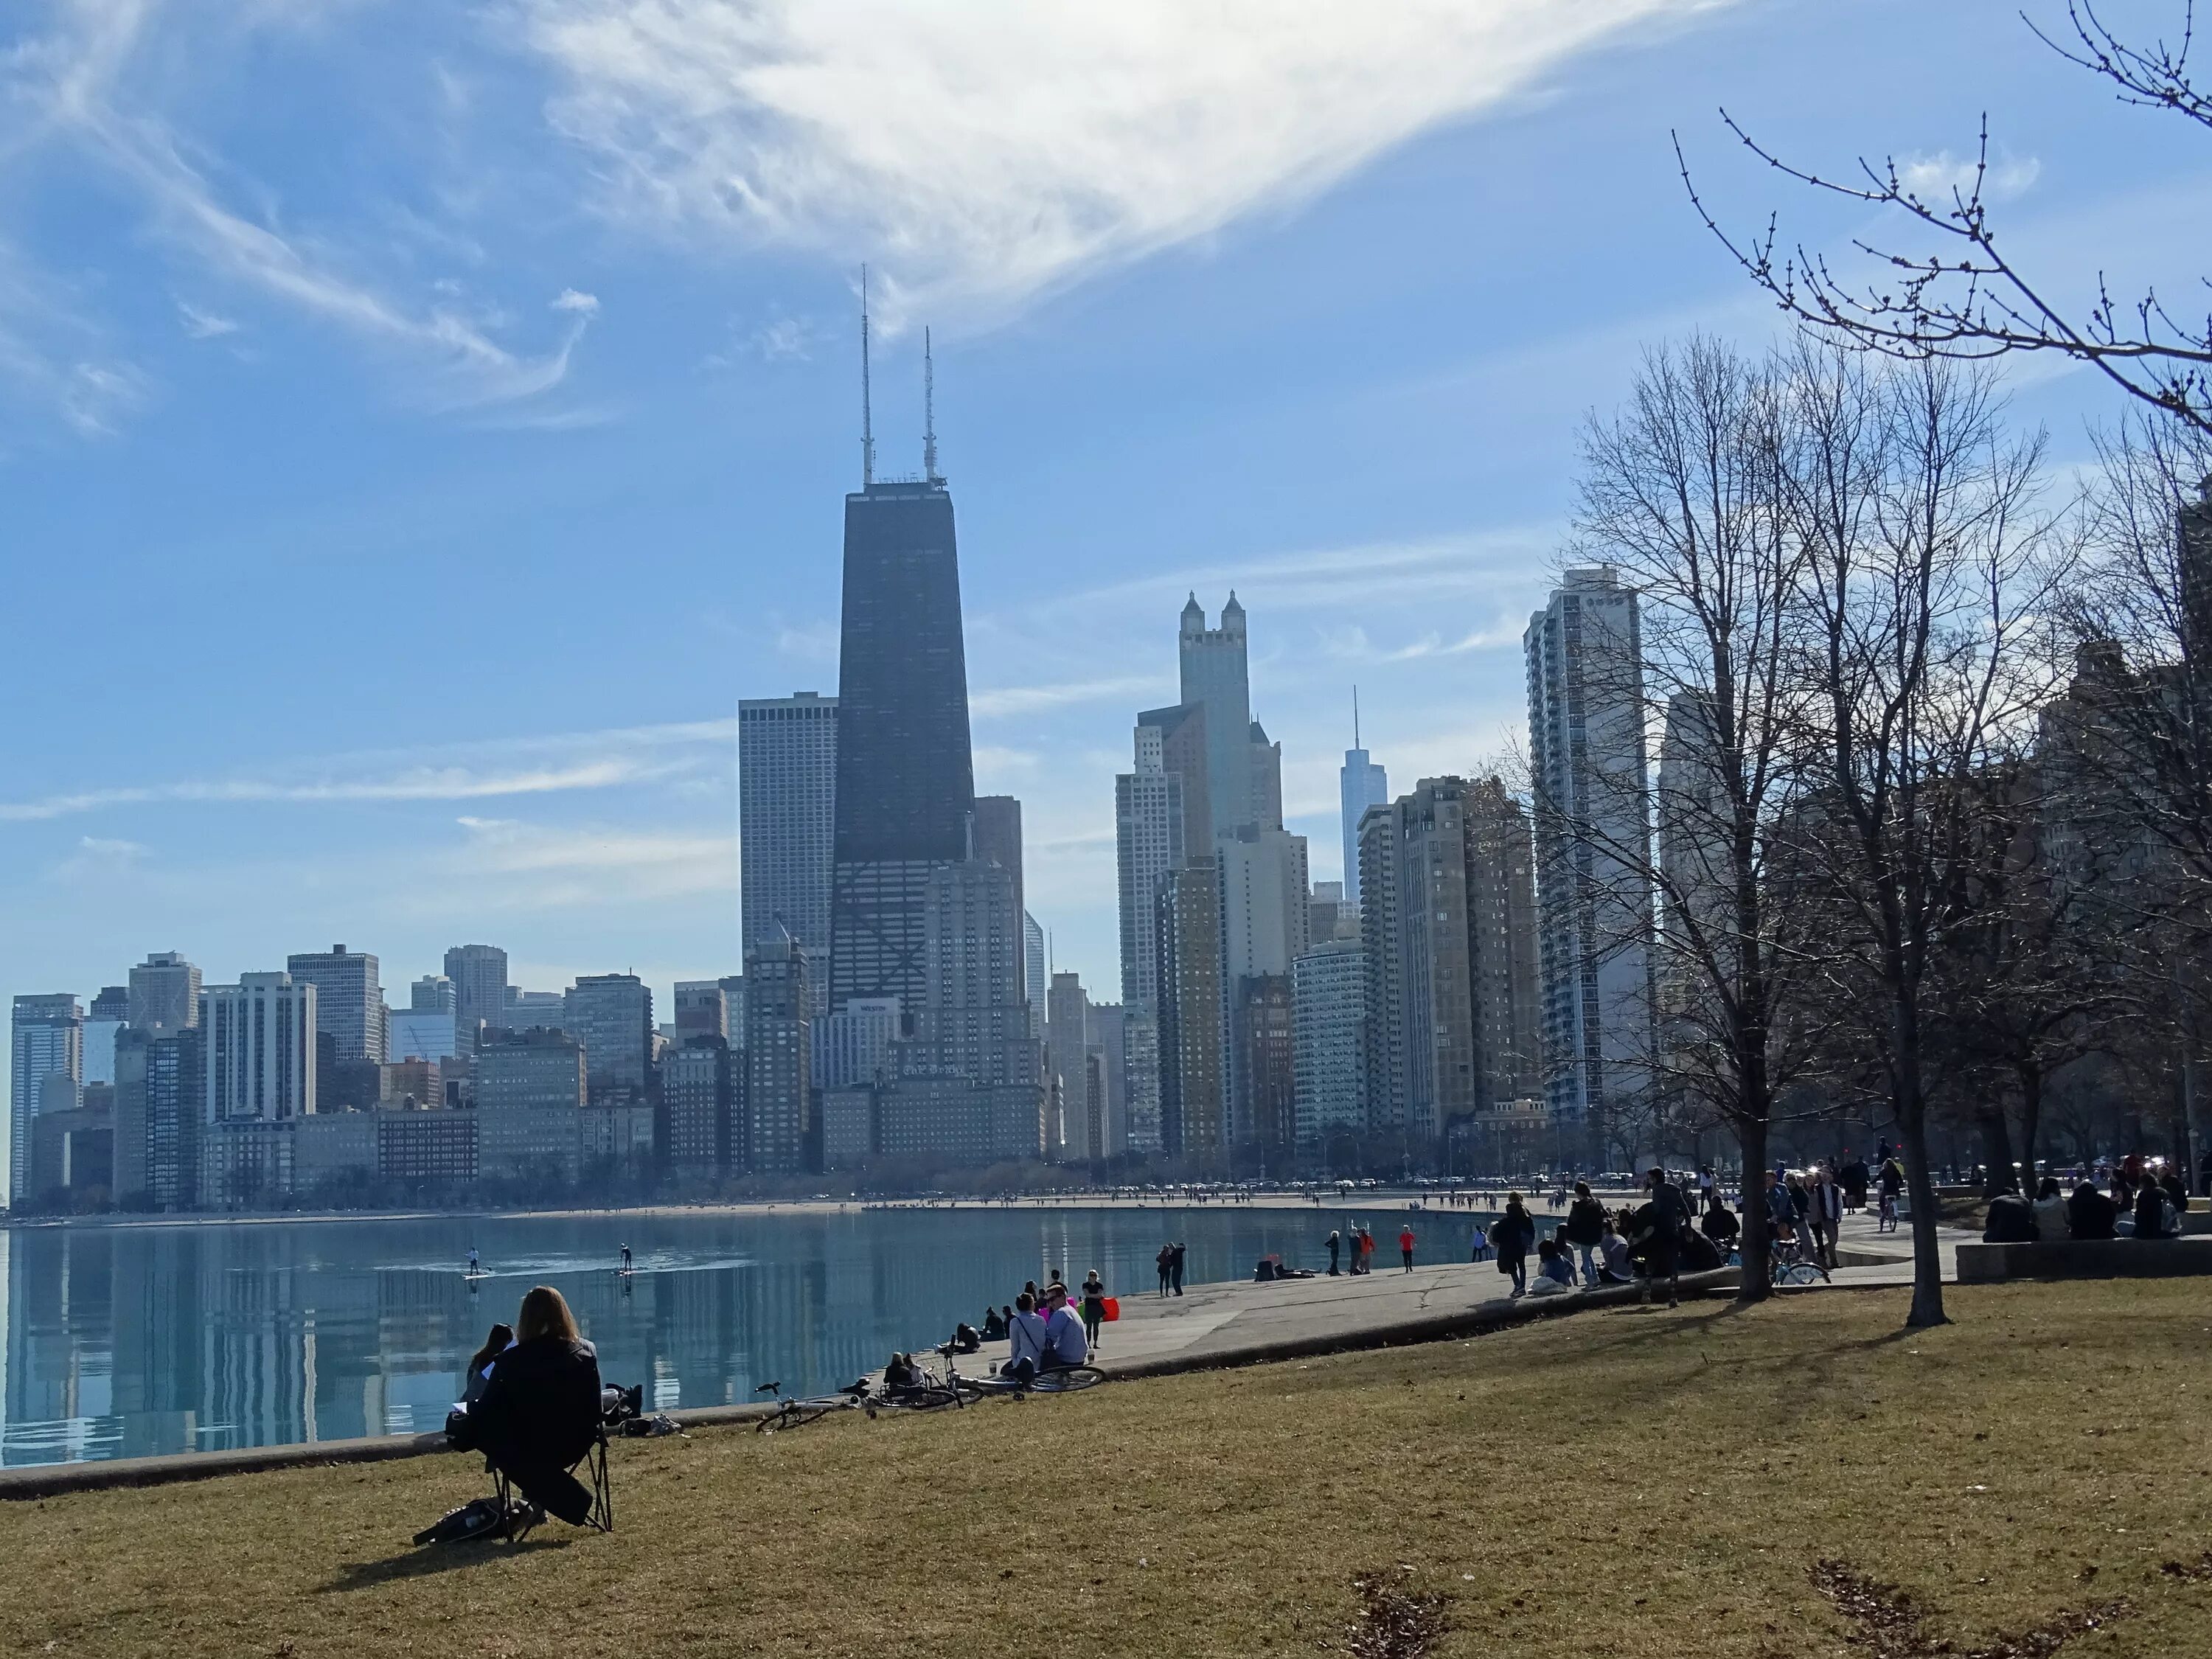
left=923, top=325, right=940, bottom=484
left=1353, top=684, right=1361, bottom=750
left=1180, top=592, right=1205, bottom=637
left=859, top=264, right=875, bottom=488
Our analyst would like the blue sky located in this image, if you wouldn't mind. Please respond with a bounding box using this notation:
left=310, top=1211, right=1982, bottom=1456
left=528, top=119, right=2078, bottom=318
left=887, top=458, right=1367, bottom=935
left=2, top=1, right=2200, bottom=1043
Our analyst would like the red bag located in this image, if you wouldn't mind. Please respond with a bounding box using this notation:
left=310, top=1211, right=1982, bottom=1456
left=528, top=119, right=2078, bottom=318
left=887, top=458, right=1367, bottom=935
left=1102, top=1297, right=1121, bottom=1322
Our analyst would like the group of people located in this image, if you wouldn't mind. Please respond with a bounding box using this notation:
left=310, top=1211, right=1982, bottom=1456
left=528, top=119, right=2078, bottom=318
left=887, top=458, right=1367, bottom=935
left=1152, top=1242, right=1188, bottom=1295
left=1983, top=1156, right=2191, bottom=1243
left=1478, top=1172, right=1736, bottom=1306
left=980, top=1269, right=1105, bottom=1382
left=1322, top=1224, right=1407, bottom=1275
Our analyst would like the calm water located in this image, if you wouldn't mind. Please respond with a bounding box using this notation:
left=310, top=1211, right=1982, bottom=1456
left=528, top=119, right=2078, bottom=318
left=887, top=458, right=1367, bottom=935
left=0, top=1203, right=1498, bottom=1466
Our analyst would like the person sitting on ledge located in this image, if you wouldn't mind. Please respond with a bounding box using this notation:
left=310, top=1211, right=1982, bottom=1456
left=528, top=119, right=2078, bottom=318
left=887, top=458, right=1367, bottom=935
left=2067, top=1180, right=2119, bottom=1241
left=465, top=1286, right=603, bottom=1528
left=1527, top=1239, right=1576, bottom=1296
left=1597, top=1217, right=1634, bottom=1284
left=981, top=1305, right=1011, bottom=1342
left=2031, top=1177, right=2071, bottom=1242
left=2133, top=1180, right=2179, bottom=1240
left=1001, top=1291, right=1049, bottom=1384
left=1983, top=1189, right=2039, bottom=1243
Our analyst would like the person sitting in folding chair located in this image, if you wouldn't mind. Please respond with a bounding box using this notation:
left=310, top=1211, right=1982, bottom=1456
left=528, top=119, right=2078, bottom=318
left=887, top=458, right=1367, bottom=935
left=468, top=1285, right=610, bottom=1534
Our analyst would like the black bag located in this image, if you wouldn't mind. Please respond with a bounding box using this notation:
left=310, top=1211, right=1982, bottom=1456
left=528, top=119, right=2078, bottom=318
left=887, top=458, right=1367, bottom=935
left=413, top=1496, right=512, bottom=1547
left=443, top=1407, right=480, bottom=1452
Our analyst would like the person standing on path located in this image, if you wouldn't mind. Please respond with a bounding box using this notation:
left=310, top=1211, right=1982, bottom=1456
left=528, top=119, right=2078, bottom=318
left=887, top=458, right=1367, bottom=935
left=1641, top=1166, right=1688, bottom=1308
left=1564, top=1183, right=1606, bottom=1285
left=1470, top=1222, right=1490, bottom=1263
left=1079, top=1270, right=1107, bottom=1352
left=1492, top=1194, right=1535, bottom=1296
left=1808, top=1166, right=1843, bottom=1268
left=1169, top=1242, right=1186, bottom=1296
left=1358, top=1225, right=1377, bottom=1275
left=1325, top=1230, right=1342, bottom=1276
left=1398, top=1225, right=1416, bottom=1272
left=1155, top=1245, right=1173, bottom=1297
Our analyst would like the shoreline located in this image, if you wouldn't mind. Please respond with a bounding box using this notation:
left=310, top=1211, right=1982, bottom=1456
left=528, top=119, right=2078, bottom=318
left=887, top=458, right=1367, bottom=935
left=0, top=1188, right=1534, bottom=1234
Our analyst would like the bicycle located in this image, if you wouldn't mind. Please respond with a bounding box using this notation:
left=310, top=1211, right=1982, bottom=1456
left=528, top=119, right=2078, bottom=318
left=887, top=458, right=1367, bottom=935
left=1767, top=1228, right=1831, bottom=1287
left=751, top=1378, right=874, bottom=1433
left=931, top=1341, right=1105, bottom=1400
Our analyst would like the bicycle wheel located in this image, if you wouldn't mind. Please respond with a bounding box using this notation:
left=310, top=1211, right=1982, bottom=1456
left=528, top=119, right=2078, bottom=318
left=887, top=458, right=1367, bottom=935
left=1781, top=1262, right=1823, bottom=1287
left=1030, top=1366, right=1105, bottom=1394
left=888, top=1385, right=964, bottom=1413
left=757, top=1402, right=841, bottom=1433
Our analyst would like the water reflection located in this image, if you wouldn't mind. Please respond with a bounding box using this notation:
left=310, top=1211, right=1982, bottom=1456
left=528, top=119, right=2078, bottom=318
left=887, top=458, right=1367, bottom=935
left=1, top=1204, right=1497, bottom=1465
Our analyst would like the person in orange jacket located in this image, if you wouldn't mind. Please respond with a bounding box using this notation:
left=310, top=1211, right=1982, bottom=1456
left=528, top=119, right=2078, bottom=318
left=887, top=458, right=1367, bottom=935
left=1398, top=1225, right=1416, bottom=1272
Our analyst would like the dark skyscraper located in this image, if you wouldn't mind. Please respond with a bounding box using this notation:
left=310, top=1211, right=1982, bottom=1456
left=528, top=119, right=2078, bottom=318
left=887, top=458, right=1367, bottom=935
left=829, top=476, right=977, bottom=1015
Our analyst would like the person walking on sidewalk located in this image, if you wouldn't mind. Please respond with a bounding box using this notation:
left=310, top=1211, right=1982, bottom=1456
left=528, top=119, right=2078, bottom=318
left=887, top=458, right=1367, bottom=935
left=1564, top=1182, right=1606, bottom=1285
left=1808, top=1166, right=1843, bottom=1268
left=1398, top=1225, right=1416, bottom=1272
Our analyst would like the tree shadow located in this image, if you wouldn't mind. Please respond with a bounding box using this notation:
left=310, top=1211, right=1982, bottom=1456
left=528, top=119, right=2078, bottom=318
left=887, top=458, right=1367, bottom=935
left=321, top=1536, right=574, bottom=1593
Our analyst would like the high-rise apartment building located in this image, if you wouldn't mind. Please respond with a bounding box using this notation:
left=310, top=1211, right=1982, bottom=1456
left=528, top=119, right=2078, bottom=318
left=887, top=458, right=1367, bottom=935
left=1526, top=566, right=1658, bottom=1158
left=1217, top=824, right=1310, bottom=1145
left=1155, top=860, right=1225, bottom=1163
left=1046, top=972, right=1093, bottom=1161
left=744, top=935, right=813, bottom=1174
left=114, top=1024, right=203, bottom=1209
left=1234, top=974, right=1296, bottom=1155
left=1115, top=756, right=1186, bottom=1011
left=661, top=1036, right=738, bottom=1175
left=286, top=945, right=385, bottom=1065
left=411, top=975, right=457, bottom=1015
left=10, top=994, right=83, bottom=1202
left=443, top=944, right=509, bottom=1051
left=1137, top=702, right=1212, bottom=855
left=128, top=951, right=201, bottom=1033
left=1090, top=1001, right=1129, bottom=1158
left=387, top=1009, right=457, bottom=1063
left=740, top=692, right=838, bottom=990
left=88, top=986, right=128, bottom=1023
left=1292, top=939, right=1367, bottom=1145
left=673, top=981, right=731, bottom=1043
left=563, top=974, right=653, bottom=1103
left=476, top=1027, right=587, bottom=1185
left=1023, top=911, right=1046, bottom=1039
left=1340, top=715, right=1388, bottom=908
left=813, top=997, right=900, bottom=1091
left=204, top=973, right=318, bottom=1121
left=1358, top=776, right=1541, bottom=1143
left=830, top=477, right=976, bottom=1016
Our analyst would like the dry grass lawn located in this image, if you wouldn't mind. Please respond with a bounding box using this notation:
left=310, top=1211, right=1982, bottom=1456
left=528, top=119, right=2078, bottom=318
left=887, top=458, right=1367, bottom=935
left=4, top=1281, right=2211, bottom=1658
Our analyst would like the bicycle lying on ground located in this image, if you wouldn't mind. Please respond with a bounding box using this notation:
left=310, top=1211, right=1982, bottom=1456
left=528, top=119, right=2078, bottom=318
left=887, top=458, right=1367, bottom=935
left=752, top=1378, right=876, bottom=1433
left=928, top=1342, right=1105, bottom=1400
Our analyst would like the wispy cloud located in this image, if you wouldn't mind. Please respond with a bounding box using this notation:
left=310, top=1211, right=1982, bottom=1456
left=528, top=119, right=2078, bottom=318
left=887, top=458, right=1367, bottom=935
left=174, top=297, right=239, bottom=338
left=521, top=0, right=1725, bottom=324
left=448, top=815, right=733, bottom=907
left=1316, top=618, right=1524, bottom=663
left=1898, top=148, right=2041, bottom=204
left=969, top=675, right=1167, bottom=719
left=0, top=716, right=739, bottom=823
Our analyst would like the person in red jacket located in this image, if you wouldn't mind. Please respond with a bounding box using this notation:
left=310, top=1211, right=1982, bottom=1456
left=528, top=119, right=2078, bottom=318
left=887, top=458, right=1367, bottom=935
left=1398, top=1225, right=1416, bottom=1272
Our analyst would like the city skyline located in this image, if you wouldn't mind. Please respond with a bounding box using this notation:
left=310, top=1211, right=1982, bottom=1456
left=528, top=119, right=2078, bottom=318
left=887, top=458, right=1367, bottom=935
left=2, top=1, right=2193, bottom=1054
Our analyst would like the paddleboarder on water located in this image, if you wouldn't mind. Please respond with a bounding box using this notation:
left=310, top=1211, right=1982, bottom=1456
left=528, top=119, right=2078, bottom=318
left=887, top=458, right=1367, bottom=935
left=466, top=1247, right=481, bottom=1276
left=619, top=1242, right=633, bottom=1273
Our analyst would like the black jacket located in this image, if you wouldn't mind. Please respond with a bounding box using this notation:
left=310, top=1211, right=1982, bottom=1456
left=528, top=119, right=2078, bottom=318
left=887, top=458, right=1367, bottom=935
left=1565, top=1197, right=1607, bottom=1246
left=2067, top=1186, right=2118, bottom=1241
left=1701, top=1204, right=1739, bottom=1244
left=1982, top=1193, right=2039, bottom=1243
left=474, top=1336, right=602, bottom=1471
left=1491, top=1209, right=1535, bottom=1256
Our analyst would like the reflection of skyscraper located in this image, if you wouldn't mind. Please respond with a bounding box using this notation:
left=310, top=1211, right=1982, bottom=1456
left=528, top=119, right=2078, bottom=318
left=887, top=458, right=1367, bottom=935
left=740, top=692, right=838, bottom=989
left=829, top=479, right=976, bottom=1016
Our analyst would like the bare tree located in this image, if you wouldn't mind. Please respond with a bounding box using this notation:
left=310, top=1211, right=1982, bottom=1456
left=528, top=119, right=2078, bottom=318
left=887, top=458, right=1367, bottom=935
left=1568, top=336, right=1834, bottom=1298
left=1784, top=355, right=2069, bottom=1326
left=1680, top=2, right=2212, bottom=436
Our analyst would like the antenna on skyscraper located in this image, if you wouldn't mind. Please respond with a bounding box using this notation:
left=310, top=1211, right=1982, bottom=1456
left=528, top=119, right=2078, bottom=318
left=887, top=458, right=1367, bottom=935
left=1353, top=684, right=1362, bottom=749
left=859, top=264, right=875, bottom=487
left=922, top=326, right=940, bottom=484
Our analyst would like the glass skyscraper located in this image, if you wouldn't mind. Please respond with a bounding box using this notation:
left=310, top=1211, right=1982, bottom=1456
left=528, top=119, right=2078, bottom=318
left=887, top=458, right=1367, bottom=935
left=829, top=477, right=976, bottom=1015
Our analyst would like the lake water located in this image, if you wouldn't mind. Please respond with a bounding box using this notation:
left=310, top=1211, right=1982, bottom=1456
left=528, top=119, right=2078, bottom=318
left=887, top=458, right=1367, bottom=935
left=0, top=1203, right=1500, bottom=1466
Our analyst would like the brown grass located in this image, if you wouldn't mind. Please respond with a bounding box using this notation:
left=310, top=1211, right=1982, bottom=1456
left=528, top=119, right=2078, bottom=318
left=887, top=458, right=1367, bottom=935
left=4, top=1281, right=2211, bottom=1658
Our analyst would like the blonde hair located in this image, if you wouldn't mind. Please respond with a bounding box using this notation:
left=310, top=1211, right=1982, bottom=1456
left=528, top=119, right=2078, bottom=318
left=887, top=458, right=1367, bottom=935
left=516, top=1285, right=580, bottom=1343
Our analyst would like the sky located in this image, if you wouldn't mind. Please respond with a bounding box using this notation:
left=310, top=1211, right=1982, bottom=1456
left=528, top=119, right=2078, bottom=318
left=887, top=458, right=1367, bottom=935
left=3, top=1, right=2204, bottom=1055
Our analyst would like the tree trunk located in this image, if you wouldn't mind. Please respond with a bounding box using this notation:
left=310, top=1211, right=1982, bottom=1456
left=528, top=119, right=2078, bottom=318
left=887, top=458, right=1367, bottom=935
left=1900, top=1102, right=1950, bottom=1327
left=1978, top=1106, right=2017, bottom=1199
left=2014, top=1065, right=2043, bottom=1199
left=1735, top=1111, right=1771, bottom=1302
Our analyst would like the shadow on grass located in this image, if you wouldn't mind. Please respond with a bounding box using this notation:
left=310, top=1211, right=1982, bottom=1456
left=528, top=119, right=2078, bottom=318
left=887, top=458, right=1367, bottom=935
left=321, top=1536, right=574, bottom=1593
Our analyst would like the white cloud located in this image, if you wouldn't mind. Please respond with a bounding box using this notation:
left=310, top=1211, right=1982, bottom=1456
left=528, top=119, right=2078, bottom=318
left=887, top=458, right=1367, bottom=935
left=174, top=298, right=239, bottom=338
left=968, top=675, right=1167, bottom=719
left=1897, top=149, right=2041, bottom=204
left=521, top=0, right=1725, bottom=321
left=551, top=288, right=601, bottom=314
left=774, top=619, right=840, bottom=661
left=449, top=815, right=733, bottom=906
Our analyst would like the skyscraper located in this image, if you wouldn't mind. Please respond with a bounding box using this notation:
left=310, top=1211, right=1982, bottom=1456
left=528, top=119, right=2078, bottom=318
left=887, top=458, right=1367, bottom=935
left=128, top=950, right=201, bottom=1033
left=1178, top=594, right=1252, bottom=839
left=1137, top=702, right=1212, bottom=853
left=971, top=795, right=1025, bottom=919
left=444, top=944, right=509, bottom=1051
left=1292, top=938, right=1366, bottom=1145
left=204, top=973, right=317, bottom=1122
left=1525, top=566, right=1658, bottom=1159
left=1357, top=776, right=1542, bottom=1144
left=1155, top=860, right=1225, bottom=1163
left=10, top=994, right=83, bottom=1203
left=744, top=935, right=813, bottom=1174
left=1248, top=720, right=1284, bottom=832
left=740, top=692, right=839, bottom=990
left=1046, top=971, right=1093, bottom=1161
left=1115, top=740, right=1186, bottom=1011
left=411, top=975, right=456, bottom=1015
left=287, top=945, right=385, bottom=1065
left=1023, top=911, right=1047, bottom=1039
left=563, top=974, right=653, bottom=1103
left=830, top=477, right=976, bottom=1016
left=673, top=981, right=731, bottom=1043
left=1339, top=699, right=1388, bottom=907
